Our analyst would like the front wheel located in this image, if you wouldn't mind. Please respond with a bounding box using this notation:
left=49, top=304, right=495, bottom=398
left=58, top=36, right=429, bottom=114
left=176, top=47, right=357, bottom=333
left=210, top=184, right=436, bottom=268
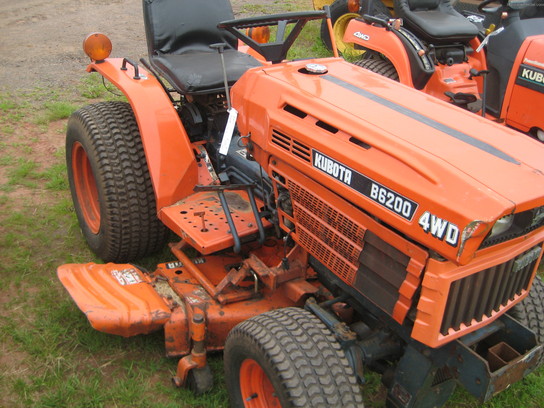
left=66, top=101, right=168, bottom=262
left=224, top=307, right=363, bottom=408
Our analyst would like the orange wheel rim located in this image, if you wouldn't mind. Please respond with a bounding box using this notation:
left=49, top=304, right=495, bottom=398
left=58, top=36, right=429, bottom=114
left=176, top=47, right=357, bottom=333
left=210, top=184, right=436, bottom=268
left=239, top=359, right=280, bottom=408
left=72, top=142, right=100, bottom=234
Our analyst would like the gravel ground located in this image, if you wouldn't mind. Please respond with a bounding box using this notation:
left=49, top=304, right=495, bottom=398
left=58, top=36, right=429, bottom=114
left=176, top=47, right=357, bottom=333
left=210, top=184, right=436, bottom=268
left=0, top=0, right=296, bottom=92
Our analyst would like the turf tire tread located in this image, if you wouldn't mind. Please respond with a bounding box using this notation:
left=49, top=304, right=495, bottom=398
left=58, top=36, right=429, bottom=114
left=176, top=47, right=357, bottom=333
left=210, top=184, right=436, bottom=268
left=66, top=101, right=168, bottom=262
left=354, top=58, right=399, bottom=81
left=225, top=307, right=363, bottom=407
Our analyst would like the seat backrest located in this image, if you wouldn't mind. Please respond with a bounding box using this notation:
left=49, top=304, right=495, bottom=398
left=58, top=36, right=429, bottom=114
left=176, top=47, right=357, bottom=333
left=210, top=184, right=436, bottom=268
left=407, top=0, right=440, bottom=11
left=143, top=0, right=238, bottom=56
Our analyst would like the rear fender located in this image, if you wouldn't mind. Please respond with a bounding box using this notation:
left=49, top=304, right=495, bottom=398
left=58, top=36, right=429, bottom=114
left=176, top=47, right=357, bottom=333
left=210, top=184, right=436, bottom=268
left=86, top=58, right=198, bottom=210
left=344, top=19, right=415, bottom=86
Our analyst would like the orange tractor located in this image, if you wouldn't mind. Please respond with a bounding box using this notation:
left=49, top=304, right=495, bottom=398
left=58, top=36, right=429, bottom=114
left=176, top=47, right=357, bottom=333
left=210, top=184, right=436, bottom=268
left=59, top=0, right=544, bottom=407
left=336, top=0, right=544, bottom=140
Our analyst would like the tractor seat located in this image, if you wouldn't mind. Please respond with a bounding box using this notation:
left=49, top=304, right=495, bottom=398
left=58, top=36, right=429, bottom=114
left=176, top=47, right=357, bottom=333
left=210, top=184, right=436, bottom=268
left=394, top=0, right=479, bottom=44
left=143, top=0, right=261, bottom=95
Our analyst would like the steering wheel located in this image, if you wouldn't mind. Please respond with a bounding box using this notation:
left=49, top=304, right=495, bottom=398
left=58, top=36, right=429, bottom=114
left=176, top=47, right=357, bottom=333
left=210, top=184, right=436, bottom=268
left=218, top=11, right=327, bottom=63
left=478, top=0, right=505, bottom=13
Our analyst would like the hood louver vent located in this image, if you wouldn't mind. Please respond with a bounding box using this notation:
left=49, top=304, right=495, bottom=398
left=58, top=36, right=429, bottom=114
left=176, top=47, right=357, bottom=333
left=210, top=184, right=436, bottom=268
left=271, top=129, right=311, bottom=163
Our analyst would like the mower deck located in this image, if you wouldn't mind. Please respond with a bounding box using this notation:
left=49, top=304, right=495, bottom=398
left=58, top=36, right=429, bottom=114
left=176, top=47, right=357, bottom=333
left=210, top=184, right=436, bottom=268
left=57, top=263, right=172, bottom=337
left=57, top=239, right=321, bottom=356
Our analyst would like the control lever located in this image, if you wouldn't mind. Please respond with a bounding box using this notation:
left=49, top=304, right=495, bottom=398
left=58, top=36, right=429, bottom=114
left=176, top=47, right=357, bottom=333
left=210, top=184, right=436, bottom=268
left=469, top=68, right=490, bottom=117
left=211, top=43, right=238, bottom=156
left=476, top=26, right=504, bottom=53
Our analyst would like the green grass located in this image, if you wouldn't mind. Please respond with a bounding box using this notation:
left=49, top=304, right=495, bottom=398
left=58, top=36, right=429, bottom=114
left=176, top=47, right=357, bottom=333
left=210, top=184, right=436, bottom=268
left=1, top=1, right=543, bottom=407
left=35, top=102, right=78, bottom=125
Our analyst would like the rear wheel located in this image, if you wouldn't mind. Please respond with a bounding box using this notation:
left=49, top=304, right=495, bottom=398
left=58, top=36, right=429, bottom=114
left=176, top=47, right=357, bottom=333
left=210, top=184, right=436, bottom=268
left=224, top=307, right=363, bottom=408
left=508, top=275, right=544, bottom=365
left=320, top=0, right=391, bottom=56
left=354, top=58, right=399, bottom=81
left=66, top=101, right=168, bottom=262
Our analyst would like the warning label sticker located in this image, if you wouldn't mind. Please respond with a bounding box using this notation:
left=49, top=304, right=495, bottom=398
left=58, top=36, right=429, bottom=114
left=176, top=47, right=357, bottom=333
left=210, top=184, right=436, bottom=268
left=111, top=268, right=143, bottom=285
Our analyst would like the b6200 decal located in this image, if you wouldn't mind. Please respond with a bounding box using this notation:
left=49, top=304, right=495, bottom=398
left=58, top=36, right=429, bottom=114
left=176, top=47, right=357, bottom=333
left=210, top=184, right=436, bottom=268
left=313, top=150, right=418, bottom=221
left=418, top=211, right=459, bottom=247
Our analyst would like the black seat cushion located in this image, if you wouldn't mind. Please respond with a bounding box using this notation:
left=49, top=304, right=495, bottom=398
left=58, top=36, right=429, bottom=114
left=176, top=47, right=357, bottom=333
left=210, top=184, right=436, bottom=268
left=395, top=0, right=479, bottom=43
left=143, top=0, right=261, bottom=95
left=151, top=50, right=261, bottom=94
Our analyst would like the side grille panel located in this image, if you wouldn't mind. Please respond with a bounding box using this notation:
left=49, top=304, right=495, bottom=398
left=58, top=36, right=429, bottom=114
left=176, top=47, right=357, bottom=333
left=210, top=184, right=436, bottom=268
left=440, top=246, right=540, bottom=336
left=286, top=175, right=427, bottom=324
left=355, top=231, right=411, bottom=315
left=289, top=180, right=364, bottom=284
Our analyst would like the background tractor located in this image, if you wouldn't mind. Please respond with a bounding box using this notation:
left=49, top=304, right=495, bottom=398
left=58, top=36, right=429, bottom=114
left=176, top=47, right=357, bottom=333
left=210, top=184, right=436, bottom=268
left=315, top=0, right=544, bottom=56
left=325, top=0, right=544, bottom=140
left=58, top=0, right=544, bottom=407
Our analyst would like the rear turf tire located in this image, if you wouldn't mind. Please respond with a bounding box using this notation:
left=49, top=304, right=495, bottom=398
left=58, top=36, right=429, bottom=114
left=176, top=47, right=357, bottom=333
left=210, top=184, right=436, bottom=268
left=354, top=58, right=400, bottom=81
left=66, top=101, right=168, bottom=262
left=224, top=307, right=364, bottom=408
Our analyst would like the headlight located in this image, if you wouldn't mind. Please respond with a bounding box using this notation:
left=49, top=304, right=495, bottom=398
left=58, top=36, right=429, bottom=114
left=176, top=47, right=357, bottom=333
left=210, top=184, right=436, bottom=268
left=531, top=206, right=544, bottom=227
left=489, top=214, right=514, bottom=238
left=481, top=206, right=544, bottom=248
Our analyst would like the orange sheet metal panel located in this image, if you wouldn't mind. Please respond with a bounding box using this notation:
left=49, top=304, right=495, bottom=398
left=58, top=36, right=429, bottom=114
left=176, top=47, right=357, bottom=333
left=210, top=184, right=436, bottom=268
left=270, top=158, right=428, bottom=325
left=413, top=232, right=544, bottom=348
left=232, top=57, right=544, bottom=265
left=57, top=263, right=171, bottom=337
left=503, top=36, right=544, bottom=133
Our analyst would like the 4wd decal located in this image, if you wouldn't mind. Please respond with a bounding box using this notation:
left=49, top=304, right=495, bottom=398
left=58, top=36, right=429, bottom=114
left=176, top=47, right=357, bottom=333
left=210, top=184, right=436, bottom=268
left=313, top=150, right=418, bottom=221
left=353, top=32, right=370, bottom=41
left=418, top=211, right=459, bottom=247
left=516, top=64, right=544, bottom=93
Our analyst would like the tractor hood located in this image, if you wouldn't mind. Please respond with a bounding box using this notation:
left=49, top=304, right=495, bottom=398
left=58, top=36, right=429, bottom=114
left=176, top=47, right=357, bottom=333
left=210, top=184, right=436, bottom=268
left=232, top=58, right=544, bottom=264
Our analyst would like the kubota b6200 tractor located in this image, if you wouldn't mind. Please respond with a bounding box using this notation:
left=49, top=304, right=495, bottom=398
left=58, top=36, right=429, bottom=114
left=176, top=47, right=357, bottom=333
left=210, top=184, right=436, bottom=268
left=58, top=1, right=544, bottom=407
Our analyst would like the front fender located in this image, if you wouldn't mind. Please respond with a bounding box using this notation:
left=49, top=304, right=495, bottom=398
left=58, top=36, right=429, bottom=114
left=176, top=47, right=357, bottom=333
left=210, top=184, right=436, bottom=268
left=86, top=58, right=198, bottom=211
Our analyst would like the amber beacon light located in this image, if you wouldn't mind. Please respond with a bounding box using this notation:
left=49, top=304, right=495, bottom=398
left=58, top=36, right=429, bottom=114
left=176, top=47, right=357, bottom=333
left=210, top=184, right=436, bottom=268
left=347, top=0, right=361, bottom=12
left=83, top=32, right=112, bottom=62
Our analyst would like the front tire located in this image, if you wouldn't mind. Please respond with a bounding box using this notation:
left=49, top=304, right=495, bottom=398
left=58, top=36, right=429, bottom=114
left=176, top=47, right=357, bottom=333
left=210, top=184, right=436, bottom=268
left=66, top=101, right=168, bottom=262
left=224, top=307, right=363, bottom=408
left=508, top=275, right=544, bottom=365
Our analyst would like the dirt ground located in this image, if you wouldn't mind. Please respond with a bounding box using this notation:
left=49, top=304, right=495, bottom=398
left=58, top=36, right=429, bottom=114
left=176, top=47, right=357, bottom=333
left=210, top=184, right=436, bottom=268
left=0, top=0, right=292, bottom=93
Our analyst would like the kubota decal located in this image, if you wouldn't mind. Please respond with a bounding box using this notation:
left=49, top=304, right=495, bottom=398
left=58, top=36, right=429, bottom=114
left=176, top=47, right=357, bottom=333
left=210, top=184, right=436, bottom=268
left=516, top=64, right=544, bottom=93
left=313, top=150, right=418, bottom=221
left=418, top=211, right=459, bottom=247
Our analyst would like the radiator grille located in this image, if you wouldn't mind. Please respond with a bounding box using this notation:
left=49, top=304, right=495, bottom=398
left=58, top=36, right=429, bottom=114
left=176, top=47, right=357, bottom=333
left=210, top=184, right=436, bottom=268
left=271, top=130, right=311, bottom=162
left=288, top=180, right=365, bottom=283
left=440, top=245, right=541, bottom=336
